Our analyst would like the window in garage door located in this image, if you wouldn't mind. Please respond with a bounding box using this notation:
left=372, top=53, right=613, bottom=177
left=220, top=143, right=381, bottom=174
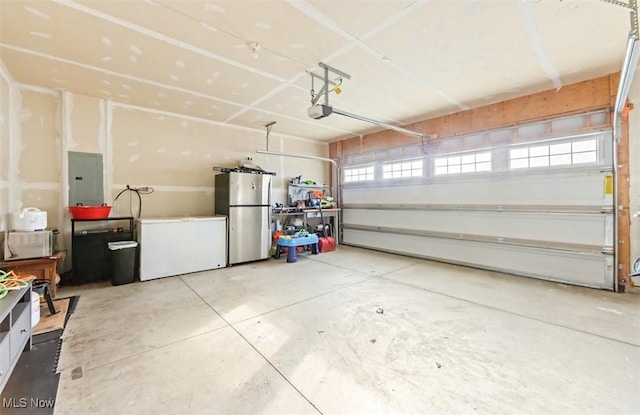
left=434, top=151, right=492, bottom=175
left=510, top=138, right=598, bottom=169
left=382, top=160, right=423, bottom=179
left=343, top=166, right=374, bottom=183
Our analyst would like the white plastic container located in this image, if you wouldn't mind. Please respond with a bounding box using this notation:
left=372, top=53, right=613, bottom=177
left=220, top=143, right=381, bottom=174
left=31, top=290, right=41, bottom=328
left=11, top=207, right=47, bottom=231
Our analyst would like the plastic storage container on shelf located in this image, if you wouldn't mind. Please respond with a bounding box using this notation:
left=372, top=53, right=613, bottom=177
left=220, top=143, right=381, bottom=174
left=69, top=203, right=112, bottom=219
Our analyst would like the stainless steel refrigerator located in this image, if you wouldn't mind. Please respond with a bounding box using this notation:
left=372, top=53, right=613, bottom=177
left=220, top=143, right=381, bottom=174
left=214, top=169, right=274, bottom=264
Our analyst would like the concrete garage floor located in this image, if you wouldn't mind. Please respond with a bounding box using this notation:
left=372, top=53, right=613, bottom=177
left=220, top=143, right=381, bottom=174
left=54, top=246, right=639, bottom=414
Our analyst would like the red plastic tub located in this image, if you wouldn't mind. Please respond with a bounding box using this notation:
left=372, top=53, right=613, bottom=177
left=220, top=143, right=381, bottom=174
left=69, top=204, right=112, bottom=219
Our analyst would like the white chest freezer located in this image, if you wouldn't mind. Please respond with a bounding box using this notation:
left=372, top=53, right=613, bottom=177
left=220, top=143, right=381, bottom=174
left=137, top=216, right=226, bottom=281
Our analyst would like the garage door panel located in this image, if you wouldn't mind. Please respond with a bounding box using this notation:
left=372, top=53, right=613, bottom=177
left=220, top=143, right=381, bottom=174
left=343, top=172, right=610, bottom=207
left=340, top=129, right=614, bottom=289
left=343, top=209, right=610, bottom=247
left=343, top=229, right=613, bottom=289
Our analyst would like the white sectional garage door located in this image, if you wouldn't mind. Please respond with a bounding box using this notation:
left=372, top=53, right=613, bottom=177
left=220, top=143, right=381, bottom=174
left=341, top=123, right=614, bottom=290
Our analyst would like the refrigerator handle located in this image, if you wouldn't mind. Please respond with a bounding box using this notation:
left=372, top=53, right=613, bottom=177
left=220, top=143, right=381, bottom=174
left=267, top=176, right=272, bottom=207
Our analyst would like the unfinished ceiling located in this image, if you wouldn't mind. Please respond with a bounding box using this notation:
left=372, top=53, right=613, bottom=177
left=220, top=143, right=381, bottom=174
left=0, top=0, right=632, bottom=142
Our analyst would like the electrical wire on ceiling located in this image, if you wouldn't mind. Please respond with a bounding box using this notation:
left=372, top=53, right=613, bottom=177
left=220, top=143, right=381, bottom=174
left=114, top=185, right=154, bottom=219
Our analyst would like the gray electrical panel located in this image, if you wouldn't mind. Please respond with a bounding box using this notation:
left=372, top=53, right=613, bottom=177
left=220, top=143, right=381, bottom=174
left=69, top=151, right=104, bottom=206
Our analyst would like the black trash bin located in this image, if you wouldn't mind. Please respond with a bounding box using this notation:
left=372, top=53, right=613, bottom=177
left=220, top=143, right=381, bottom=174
left=108, top=241, right=138, bottom=286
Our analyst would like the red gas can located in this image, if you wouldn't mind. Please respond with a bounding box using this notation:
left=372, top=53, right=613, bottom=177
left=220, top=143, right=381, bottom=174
left=318, top=236, right=336, bottom=252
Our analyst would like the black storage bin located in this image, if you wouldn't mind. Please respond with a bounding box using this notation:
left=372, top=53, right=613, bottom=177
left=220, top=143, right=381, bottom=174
left=108, top=241, right=138, bottom=286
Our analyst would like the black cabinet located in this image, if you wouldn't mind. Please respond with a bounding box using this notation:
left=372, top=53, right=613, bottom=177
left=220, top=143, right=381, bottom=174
left=71, top=217, right=134, bottom=284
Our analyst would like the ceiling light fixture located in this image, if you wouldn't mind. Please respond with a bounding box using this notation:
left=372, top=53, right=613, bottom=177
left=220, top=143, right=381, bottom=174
left=247, top=41, right=261, bottom=59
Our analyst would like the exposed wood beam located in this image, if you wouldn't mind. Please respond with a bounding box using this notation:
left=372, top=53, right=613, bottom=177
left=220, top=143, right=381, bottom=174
left=331, top=74, right=617, bottom=157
